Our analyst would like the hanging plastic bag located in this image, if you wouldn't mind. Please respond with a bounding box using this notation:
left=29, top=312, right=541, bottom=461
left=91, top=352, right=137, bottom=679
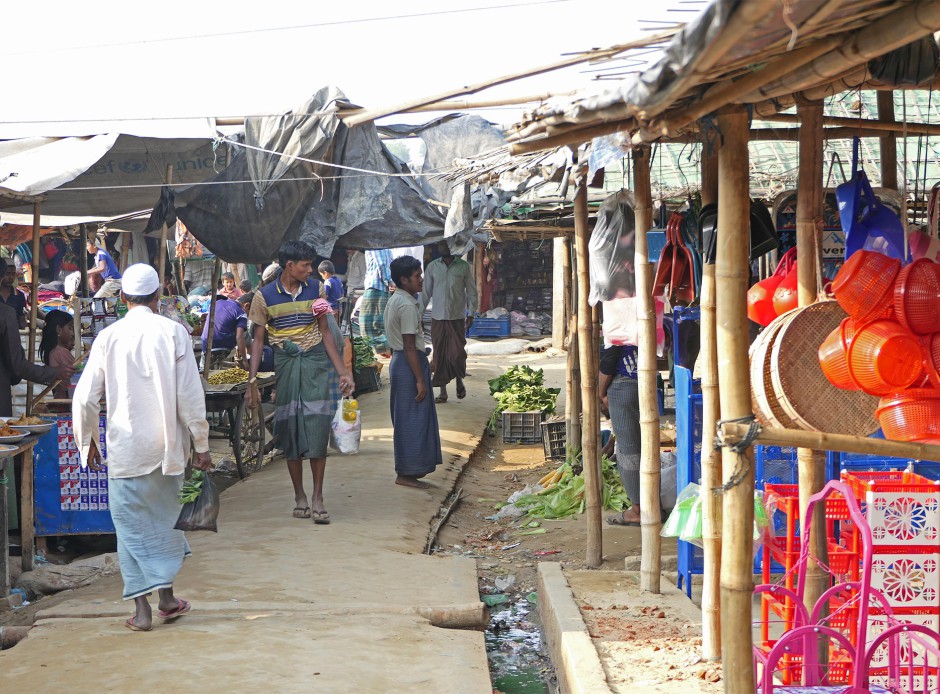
left=588, top=191, right=637, bottom=305
left=175, top=471, right=220, bottom=532
left=909, top=182, right=940, bottom=262
left=330, top=397, right=361, bottom=455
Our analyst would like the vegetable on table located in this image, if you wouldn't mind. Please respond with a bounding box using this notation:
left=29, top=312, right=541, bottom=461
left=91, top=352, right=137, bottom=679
left=486, top=366, right=560, bottom=433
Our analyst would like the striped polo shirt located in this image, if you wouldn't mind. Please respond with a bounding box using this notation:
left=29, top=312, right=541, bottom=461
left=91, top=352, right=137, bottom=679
left=248, top=277, right=324, bottom=351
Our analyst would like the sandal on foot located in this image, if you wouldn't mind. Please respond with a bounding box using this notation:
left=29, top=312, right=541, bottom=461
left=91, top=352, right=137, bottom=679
left=312, top=510, right=331, bottom=525
left=434, top=396, right=448, bottom=404
left=158, top=598, right=191, bottom=621
left=606, top=514, right=640, bottom=527
left=124, top=617, right=152, bottom=632
left=292, top=506, right=311, bottom=519
left=456, top=383, right=466, bottom=399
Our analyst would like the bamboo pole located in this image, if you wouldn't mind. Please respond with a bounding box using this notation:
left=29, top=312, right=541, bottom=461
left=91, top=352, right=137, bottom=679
left=699, top=144, right=721, bottom=660
left=744, top=0, right=940, bottom=100
left=758, top=112, right=940, bottom=137
left=721, top=422, right=940, bottom=462
left=715, top=107, right=755, bottom=692
left=573, top=178, right=602, bottom=568
left=632, top=146, right=661, bottom=592
left=565, top=238, right=581, bottom=449
left=202, top=257, right=222, bottom=377
left=552, top=238, right=566, bottom=350
left=79, top=225, right=89, bottom=303
left=877, top=91, right=898, bottom=189
left=156, top=165, right=173, bottom=286
left=25, top=202, right=42, bottom=415
left=343, top=32, right=676, bottom=127
left=796, top=102, right=830, bottom=649
left=335, top=91, right=575, bottom=118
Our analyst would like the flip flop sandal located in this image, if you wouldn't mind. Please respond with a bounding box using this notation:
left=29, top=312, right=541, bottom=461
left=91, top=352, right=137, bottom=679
left=125, top=617, right=152, bottom=632
left=312, top=510, right=331, bottom=525
left=292, top=506, right=311, bottom=519
left=158, top=598, right=191, bottom=621
left=434, top=396, right=448, bottom=404
left=456, top=384, right=467, bottom=399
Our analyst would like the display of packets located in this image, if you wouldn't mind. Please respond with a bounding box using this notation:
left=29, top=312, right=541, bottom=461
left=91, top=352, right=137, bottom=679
left=56, top=417, right=108, bottom=512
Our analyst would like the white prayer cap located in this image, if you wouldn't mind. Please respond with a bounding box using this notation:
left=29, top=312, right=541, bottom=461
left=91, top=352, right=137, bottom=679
left=122, top=264, right=160, bottom=296
left=262, top=262, right=281, bottom=282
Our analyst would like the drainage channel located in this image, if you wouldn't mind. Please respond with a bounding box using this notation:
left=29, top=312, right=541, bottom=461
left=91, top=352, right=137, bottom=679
left=485, top=594, right=556, bottom=693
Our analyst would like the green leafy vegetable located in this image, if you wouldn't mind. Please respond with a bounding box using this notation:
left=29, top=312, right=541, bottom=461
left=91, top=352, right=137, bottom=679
left=510, top=455, right=630, bottom=521
left=179, top=469, right=205, bottom=504
left=485, top=366, right=560, bottom=433
left=352, top=336, right=378, bottom=371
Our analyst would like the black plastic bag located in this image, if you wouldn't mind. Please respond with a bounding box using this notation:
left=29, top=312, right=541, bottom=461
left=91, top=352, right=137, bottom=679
left=175, top=473, right=220, bottom=532
left=869, top=36, right=939, bottom=87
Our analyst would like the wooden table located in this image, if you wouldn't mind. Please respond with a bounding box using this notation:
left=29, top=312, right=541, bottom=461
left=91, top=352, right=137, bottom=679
left=0, top=435, right=40, bottom=598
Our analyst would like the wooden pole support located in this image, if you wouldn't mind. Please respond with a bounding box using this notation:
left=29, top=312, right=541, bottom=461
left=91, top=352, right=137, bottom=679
left=565, top=238, right=581, bottom=450
left=721, top=422, right=940, bottom=463
left=156, top=165, right=174, bottom=287
left=573, top=179, right=602, bottom=568
left=699, top=142, right=721, bottom=660
left=877, top=91, right=898, bottom=190
left=633, top=146, right=662, bottom=593
left=202, top=258, right=223, bottom=377
left=715, top=107, right=755, bottom=692
left=25, top=202, right=42, bottom=415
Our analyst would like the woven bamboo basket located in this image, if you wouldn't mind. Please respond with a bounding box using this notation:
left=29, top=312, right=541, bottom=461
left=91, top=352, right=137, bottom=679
left=768, top=301, right=879, bottom=435
left=750, top=309, right=799, bottom=429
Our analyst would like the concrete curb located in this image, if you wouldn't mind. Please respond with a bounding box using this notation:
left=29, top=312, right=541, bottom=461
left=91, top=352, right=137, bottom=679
left=537, top=562, right=612, bottom=694
left=36, top=599, right=487, bottom=628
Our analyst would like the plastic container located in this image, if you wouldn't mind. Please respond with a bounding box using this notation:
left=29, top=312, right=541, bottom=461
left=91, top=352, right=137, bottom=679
left=846, top=319, right=924, bottom=395
left=468, top=316, right=511, bottom=338
left=893, top=258, right=940, bottom=335
left=502, top=411, right=545, bottom=444
left=831, top=249, right=900, bottom=321
left=818, top=318, right=858, bottom=390
left=540, top=418, right=566, bottom=461
left=876, top=388, right=940, bottom=443
left=922, top=333, right=940, bottom=388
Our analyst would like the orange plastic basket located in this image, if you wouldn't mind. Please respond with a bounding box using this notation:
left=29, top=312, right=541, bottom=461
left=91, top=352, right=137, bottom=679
left=846, top=319, right=924, bottom=395
left=876, top=388, right=940, bottom=443
left=893, top=258, right=940, bottom=335
left=818, top=318, right=859, bottom=390
left=841, top=469, right=938, bottom=498
left=764, top=483, right=851, bottom=520
left=925, top=333, right=940, bottom=388
left=832, top=249, right=901, bottom=321
left=767, top=536, right=858, bottom=575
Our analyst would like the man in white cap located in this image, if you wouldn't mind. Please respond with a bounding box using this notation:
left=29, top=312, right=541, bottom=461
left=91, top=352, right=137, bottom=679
left=73, top=263, right=212, bottom=632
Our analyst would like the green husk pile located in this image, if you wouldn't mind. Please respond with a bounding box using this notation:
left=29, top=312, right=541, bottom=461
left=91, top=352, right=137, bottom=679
left=179, top=470, right=205, bottom=504
left=486, top=366, right=560, bottom=433
left=352, top=336, right=378, bottom=371
left=509, top=450, right=631, bottom=520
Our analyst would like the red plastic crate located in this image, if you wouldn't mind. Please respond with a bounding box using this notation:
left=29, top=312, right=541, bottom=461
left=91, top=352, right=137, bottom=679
left=842, top=469, right=939, bottom=499
left=758, top=641, right=854, bottom=685
left=767, top=535, right=858, bottom=575
left=765, top=483, right=852, bottom=520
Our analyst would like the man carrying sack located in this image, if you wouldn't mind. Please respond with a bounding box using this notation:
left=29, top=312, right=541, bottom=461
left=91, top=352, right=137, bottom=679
left=73, top=264, right=212, bottom=632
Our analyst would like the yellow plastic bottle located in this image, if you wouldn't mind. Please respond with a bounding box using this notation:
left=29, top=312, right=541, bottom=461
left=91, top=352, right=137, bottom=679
left=342, top=399, right=359, bottom=422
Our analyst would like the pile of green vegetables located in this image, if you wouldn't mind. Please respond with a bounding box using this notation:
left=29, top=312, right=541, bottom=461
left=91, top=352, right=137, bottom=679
left=179, top=470, right=205, bottom=504
left=352, top=336, right=378, bottom=371
left=509, top=452, right=630, bottom=520
left=486, top=366, right=560, bottom=433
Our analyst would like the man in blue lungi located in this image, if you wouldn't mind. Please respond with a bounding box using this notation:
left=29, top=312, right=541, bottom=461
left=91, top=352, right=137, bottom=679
left=384, top=255, right=442, bottom=489
left=73, top=264, right=213, bottom=632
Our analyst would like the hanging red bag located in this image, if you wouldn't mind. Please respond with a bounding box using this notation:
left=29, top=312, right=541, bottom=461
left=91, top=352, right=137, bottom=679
left=772, top=267, right=799, bottom=316
left=747, top=248, right=796, bottom=326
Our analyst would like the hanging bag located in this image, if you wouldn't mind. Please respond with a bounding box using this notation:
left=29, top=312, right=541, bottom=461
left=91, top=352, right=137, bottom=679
left=329, top=397, right=361, bottom=455
left=909, top=182, right=940, bottom=262
left=175, top=471, right=220, bottom=532
left=747, top=248, right=797, bottom=326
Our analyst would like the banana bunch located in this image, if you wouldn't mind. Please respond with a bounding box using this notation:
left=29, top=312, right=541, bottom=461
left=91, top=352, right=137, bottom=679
left=208, top=367, right=249, bottom=385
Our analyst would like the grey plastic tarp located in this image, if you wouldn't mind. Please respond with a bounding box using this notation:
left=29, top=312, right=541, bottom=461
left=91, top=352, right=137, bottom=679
left=171, top=87, right=478, bottom=263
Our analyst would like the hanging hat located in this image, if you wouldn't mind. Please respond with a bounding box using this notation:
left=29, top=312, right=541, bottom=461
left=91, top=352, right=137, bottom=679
left=122, top=264, right=160, bottom=296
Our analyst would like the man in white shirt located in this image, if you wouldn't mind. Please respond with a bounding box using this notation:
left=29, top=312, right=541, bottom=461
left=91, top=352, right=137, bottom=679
left=73, top=264, right=212, bottom=633
left=422, top=240, right=477, bottom=403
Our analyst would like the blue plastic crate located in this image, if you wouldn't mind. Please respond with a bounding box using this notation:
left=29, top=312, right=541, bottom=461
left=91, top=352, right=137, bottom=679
left=467, top=315, right=510, bottom=338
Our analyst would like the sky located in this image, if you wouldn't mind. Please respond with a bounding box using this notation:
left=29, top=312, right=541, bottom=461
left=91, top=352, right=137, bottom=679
left=1, top=0, right=686, bottom=129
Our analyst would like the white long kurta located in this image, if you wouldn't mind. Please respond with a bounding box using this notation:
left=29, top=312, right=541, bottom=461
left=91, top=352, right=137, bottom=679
left=73, top=306, right=210, bottom=479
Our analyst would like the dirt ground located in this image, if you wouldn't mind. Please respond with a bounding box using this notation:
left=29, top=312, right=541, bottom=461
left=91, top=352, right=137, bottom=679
left=434, top=392, right=717, bottom=693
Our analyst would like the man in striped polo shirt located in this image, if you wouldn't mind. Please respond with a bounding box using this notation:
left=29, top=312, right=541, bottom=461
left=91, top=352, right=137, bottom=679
left=247, top=241, right=353, bottom=524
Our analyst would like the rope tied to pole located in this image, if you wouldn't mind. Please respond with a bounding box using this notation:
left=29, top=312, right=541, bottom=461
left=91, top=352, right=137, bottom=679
left=713, top=414, right=761, bottom=492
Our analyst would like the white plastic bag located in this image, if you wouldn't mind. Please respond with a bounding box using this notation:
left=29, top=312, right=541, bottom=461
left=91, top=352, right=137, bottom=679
left=329, top=398, right=361, bottom=455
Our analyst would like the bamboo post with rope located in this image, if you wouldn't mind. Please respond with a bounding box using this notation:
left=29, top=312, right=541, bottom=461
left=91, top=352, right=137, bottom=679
left=796, top=102, right=831, bottom=655
left=633, top=145, right=662, bottom=592
left=25, top=202, right=42, bottom=414
left=573, top=175, right=603, bottom=568
left=715, top=107, right=755, bottom=691
left=699, top=142, right=721, bottom=659
left=156, top=165, right=173, bottom=287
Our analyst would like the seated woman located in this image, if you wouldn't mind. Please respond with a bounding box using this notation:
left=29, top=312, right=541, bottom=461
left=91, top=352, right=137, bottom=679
left=39, top=310, right=76, bottom=401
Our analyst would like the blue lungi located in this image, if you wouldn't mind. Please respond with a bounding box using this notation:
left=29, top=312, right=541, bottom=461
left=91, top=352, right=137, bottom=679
left=389, top=351, right=442, bottom=477
left=108, top=467, right=191, bottom=600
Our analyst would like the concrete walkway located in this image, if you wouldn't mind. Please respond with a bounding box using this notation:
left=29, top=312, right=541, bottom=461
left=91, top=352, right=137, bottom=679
left=0, top=360, right=503, bottom=693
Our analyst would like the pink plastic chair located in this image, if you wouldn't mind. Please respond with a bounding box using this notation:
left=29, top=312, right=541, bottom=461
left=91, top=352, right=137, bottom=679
left=761, top=624, right=858, bottom=692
